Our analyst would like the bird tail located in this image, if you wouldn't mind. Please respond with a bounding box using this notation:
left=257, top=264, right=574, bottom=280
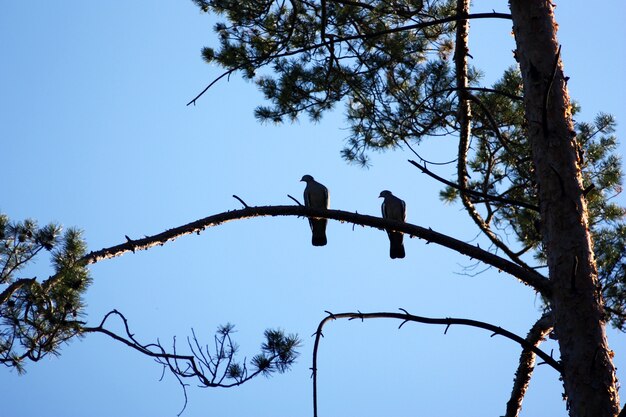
left=311, top=219, right=328, bottom=246
left=388, top=232, right=405, bottom=259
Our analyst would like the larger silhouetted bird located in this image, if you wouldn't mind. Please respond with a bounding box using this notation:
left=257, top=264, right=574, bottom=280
left=301, top=175, right=329, bottom=246
left=379, top=190, right=406, bottom=259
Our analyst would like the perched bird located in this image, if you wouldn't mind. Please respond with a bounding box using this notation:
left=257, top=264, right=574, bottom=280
left=379, top=190, right=406, bottom=259
left=301, top=175, right=329, bottom=246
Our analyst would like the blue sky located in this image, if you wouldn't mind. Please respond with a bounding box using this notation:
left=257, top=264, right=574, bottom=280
left=1, top=1, right=625, bottom=416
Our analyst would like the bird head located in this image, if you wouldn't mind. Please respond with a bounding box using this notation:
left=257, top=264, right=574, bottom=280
left=379, top=190, right=392, bottom=198
left=301, top=174, right=314, bottom=182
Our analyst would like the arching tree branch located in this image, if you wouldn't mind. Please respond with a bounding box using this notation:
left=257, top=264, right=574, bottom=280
left=43, top=205, right=549, bottom=296
left=311, top=310, right=561, bottom=417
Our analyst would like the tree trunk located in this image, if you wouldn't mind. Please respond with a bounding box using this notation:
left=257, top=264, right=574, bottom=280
left=508, top=1, right=620, bottom=416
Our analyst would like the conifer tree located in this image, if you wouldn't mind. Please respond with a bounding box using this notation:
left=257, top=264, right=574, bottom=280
left=2, top=1, right=624, bottom=416
left=187, top=0, right=624, bottom=415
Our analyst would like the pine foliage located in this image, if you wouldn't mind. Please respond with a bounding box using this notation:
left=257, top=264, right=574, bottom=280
left=0, top=215, right=90, bottom=372
left=192, top=1, right=626, bottom=327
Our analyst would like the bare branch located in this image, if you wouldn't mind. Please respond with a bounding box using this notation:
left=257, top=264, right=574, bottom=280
left=402, top=138, right=457, bottom=166
left=232, top=195, right=250, bottom=208
left=454, top=0, right=479, bottom=232
left=187, top=67, right=241, bottom=106
left=312, top=310, right=562, bottom=417
left=287, top=194, right=303, bottom=206
left=505, top=312, right=554, bottom=417
left=327, top=0, right=375, bottom=11
left=451, top=0, right=535, bottom=275
left=408, top=159, right=538, bottom=211
left=467, top=92, right=526, bottom=167
left=462, top=86, right=523, bottom=102
left=49, top=205, right=549, bottom=295
left=0, top=278, right=37, bottom=305
left=452, top=9, right=536, bottom=274
left=82, top=311, right=299, bottom=415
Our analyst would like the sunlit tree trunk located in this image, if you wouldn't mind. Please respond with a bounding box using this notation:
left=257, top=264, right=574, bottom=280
left=509, top=1, right=620, bottom=415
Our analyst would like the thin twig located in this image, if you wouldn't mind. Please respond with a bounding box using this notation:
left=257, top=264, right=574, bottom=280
left=467, top=93, right=526, bottom=166
left=402, top=138, right=457, bottom=166
left=186, top=13, right=512, bottom=105
left=187, top=67, right=241, bottom=106
left=287, top=194, right=303, bottom=206
left=232, top=195, right=250, bottom=208
left=408, top=159, right=538, bottom=211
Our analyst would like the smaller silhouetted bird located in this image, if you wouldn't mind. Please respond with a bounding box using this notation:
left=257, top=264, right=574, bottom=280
left=301, top=175, right=329, bottom=246
left=379, top=190, right=406, bottom=259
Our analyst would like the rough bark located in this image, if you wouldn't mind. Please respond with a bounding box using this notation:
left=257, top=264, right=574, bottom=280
left=508, top=1, right=620, bottom=416
left=505, top=313, right=554, bottom=417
